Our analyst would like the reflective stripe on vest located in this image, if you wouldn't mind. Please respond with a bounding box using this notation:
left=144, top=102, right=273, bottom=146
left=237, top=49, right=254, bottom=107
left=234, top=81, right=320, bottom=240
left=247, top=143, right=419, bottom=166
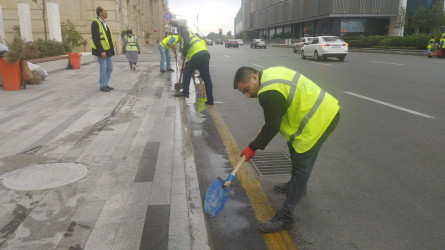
left=258, top=67, right=339, bottom=153
left=91, top=18, right=115, bottom=51
left=185, top=30, right=206, bottom=61
left=125, top=36, right=138, bottom=51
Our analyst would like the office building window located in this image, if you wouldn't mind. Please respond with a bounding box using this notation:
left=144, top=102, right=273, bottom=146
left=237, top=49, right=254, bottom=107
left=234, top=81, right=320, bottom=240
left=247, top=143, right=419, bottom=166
left=341, top=18, right=366, bottom=33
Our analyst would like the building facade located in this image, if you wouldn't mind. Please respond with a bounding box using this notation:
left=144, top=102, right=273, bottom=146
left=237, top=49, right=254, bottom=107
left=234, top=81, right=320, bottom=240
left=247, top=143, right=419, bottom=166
left=0, top=0, right=167, bottom=52
left=234, top=0, right=442, bottom=40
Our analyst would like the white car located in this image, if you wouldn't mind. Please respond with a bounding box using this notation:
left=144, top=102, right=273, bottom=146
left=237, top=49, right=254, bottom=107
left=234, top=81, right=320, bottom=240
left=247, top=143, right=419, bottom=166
left=293, top=37, right=313, bottom=53
left=300, top=36, right=348, bottom=61
left=237, top=39, right=244, bottom=46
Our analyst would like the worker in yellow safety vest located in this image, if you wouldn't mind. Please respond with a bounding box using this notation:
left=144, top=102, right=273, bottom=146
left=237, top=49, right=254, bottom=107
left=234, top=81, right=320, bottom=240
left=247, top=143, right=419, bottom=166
left=122, top=29, right=140, bottom=71
left=91, top=6, right=116, bottom=92
left=158, top=35, right=181, bottom=73
left=234, top=66, right=340, bottom=233
left=175, top=26, right=214, bottom=105
left=427, top=35, right=437, bottom=58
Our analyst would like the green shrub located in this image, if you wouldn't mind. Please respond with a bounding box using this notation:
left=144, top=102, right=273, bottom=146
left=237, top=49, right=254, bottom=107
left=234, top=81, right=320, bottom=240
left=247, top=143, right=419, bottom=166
left=367, top=35, right=386, bottom=46
left=23, top=41, right=40, bottom=60
left=34, top=39, right=67, bottom=57
left=5, top=34, right=24, bottom=63
left=61, top=19, right=83, bottom=52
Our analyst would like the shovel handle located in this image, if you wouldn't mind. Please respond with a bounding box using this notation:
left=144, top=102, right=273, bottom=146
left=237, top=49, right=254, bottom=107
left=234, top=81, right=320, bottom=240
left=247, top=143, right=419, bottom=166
left=223, top=155, right=245, bottom=188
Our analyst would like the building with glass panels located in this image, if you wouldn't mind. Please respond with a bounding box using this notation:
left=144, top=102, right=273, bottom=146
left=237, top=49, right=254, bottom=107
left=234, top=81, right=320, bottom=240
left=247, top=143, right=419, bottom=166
left=235, top=0, right=443, bottom=40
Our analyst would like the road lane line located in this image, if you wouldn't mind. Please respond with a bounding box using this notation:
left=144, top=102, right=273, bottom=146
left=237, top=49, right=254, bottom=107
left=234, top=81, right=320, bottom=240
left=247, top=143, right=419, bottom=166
left=344, top=91, right=434, bottom=119
left=369, top=61, right=405, bottom=66
left=224, top=55, right=230, bottom=58
left=207, top=106, right=297, bottom=250
left=251, top=63, right=265, bottom=68
left=310, top=62, right=334, bottom=67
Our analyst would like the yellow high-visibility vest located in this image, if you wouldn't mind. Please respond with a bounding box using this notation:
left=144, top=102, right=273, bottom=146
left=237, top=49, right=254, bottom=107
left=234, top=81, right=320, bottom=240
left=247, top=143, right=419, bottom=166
left=183, top=30, right=206, bottom=61
left=91, top=18, right=115, bottom=51
left=160, top=35, right=179, bottom=49
left=125, top=36, right=138, bottom=51
left=258, top=66, right=340, bottom=153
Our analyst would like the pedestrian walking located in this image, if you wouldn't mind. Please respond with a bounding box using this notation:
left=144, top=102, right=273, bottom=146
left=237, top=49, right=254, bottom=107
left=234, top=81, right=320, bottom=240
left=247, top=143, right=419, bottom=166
left=122, top=29, right=140, bottom=71
left=175, top=26, right=214, bottom=105
left=233, top=66, right=340, bottom=233
left=91, top=6, right=115, bottom=92
left=158, top=35, right=180, bottom=73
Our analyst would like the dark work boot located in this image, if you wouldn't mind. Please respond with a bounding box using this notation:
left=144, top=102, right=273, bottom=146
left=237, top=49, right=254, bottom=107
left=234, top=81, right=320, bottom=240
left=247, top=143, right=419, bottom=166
left=259, top=213, right=293, bottom=233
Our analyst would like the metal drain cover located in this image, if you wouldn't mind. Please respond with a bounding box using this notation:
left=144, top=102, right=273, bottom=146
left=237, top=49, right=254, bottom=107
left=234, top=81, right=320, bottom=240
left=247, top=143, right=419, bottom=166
left=250, top=152, right=291, bottom=176
left=1, top=163, right=88, bottom=191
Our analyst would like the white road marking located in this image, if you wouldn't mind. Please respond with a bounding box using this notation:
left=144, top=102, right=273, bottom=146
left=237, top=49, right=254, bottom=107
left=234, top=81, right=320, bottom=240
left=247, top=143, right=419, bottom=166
left=310, top=62, right=334, bottom=67
left=251, top=63, right=265, bottom=68
left=369, top=61, right=405, bottom=66
left=224, top=55, right=230, bottom=58
left=344, top=91, right=434, bottom=119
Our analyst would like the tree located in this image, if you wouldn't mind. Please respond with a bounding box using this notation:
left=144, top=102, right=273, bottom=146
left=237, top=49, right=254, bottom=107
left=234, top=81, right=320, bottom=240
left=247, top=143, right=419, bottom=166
left=411, top=6, right=427, bottom=34
left=206, top=32, right=218, bottom=40
left=32, top=0, right=48, bottom=40
left=394, top=6, right=408, bottom=36
left=61, top=19, right=83, bottom=52
left=425, top=0, right=445, bottom=34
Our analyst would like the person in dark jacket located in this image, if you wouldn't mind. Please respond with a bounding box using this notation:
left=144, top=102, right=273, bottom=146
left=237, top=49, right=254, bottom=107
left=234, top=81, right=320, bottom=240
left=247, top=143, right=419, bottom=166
left=91, top=6, right=116, bottom=92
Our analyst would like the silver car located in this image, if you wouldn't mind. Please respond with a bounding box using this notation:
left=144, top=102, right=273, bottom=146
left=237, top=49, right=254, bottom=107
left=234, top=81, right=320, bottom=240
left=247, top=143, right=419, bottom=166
left=250, top=39, right=267, bottom=49
left=293, top=37, right=314, bottom=53
left=300, top=36, right=348, bottom=61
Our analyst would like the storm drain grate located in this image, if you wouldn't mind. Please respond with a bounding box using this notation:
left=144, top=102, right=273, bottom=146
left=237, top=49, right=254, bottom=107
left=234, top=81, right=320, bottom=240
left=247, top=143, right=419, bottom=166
left=250, top=152, right=291, bottom=176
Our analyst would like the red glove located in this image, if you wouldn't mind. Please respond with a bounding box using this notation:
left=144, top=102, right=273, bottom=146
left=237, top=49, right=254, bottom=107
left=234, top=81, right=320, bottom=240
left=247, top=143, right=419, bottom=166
left=240, top=146, right=255, bottom=162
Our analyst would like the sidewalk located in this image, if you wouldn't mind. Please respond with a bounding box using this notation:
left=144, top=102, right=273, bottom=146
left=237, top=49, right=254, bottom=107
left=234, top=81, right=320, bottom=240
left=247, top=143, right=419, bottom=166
left=0, top=47, right=210, bottom=249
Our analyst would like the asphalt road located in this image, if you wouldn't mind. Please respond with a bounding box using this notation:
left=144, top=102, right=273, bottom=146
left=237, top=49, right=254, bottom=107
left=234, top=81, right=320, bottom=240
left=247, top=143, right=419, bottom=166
left=191, top=44, right=445, bottom=249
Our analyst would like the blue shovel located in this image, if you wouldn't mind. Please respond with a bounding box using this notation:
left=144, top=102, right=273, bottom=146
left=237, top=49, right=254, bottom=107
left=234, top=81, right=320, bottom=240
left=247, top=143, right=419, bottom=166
left=204, top=156, right=245, bottom=217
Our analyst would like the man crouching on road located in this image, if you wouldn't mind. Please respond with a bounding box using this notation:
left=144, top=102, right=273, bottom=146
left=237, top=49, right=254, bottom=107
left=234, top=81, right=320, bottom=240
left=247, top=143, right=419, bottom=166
left=234, top=66, right=340, bottom=233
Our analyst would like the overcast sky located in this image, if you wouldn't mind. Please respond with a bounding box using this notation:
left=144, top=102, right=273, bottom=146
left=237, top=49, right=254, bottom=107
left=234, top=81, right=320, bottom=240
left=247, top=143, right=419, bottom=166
left=167, top=0, right=241, bottom=36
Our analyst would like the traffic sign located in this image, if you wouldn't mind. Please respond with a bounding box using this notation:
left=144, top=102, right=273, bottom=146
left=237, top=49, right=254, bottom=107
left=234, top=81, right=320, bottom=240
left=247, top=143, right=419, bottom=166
left=163, top=11, right=173, bottom=23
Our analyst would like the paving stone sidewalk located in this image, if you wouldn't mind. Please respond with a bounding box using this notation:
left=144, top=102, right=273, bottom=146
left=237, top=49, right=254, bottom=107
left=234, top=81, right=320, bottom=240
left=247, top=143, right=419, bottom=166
left=0, top=48, right=210, bottom=250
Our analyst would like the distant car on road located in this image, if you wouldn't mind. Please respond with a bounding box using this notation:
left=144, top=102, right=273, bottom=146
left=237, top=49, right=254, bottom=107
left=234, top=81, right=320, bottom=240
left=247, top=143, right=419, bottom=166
left=205, top=39, right=213, bottom=46
left=216, top=38, right=223, bottom=45
left=225, top=39, right=239, bottom=48
left=293, top=37, right=313, bottom=53
left=300, top=36, right=348, bottom=61
left=250, top=39, right=267, bottom=49
left=237, top=39, right=244, bottom=46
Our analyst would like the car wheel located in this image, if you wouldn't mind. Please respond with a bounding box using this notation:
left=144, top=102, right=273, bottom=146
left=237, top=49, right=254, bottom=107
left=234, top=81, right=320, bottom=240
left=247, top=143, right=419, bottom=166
left=293, top=47, right=297, bottom=53
left=264, top=46, right=266, bottom=49
left=339, top=56, right=346, bottom=62
left=314, top=51, right=319, bottom=61
left=301, top=50, right=306, bottom=59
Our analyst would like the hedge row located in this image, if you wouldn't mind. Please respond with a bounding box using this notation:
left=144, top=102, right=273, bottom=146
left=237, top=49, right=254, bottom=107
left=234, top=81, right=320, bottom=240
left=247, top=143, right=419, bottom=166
left=343, top=33, right=434, bottom=50
left=23, top=39, right=68, bottom=60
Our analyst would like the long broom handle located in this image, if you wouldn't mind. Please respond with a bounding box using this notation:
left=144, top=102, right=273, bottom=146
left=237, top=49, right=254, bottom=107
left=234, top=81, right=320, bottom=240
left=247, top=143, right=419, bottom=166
left=178, top=60, right=185, bottom=83
left=223, top=155, right=246, bottom=188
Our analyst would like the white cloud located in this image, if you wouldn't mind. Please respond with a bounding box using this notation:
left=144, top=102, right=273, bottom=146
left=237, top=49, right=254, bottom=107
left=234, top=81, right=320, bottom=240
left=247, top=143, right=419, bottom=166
left=168, top=0, right=240, bottom=36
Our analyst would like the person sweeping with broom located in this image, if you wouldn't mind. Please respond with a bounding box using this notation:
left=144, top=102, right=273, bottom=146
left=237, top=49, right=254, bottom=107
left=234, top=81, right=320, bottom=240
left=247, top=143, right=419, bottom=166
left=234, top=66, right=340, bottom=233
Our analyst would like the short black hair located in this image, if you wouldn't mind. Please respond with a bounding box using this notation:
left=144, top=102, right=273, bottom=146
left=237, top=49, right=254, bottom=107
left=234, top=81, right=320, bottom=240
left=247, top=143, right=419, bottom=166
left=127, top=29, right=133, bottom=34
left=96, top=6, right=103, bottom=17
left=233, top=67, right=259, bottom=89
left=178, top=26, right=187, bottom=33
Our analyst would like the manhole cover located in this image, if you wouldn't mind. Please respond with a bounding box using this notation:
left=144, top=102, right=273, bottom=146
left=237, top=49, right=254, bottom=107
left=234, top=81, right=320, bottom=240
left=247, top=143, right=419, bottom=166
left=1, top=163, right=88, bottom=191
left=250, top=152, right=291, bottom=176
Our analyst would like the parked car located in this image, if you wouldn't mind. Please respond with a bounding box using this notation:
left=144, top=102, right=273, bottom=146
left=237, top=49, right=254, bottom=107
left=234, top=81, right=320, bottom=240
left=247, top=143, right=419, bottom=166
left=205, top=39, right=213, bottom=46
left=216, top=38, right=223, bottom=45
left=250, top=39, right=267, bottom=49
left=237, top=39, right=244, bottom=46
left=293, top=37, right=313, bottom=53
left=300, top=36, right=348, bottom=61
left=225, top=39, right=239, bottom=48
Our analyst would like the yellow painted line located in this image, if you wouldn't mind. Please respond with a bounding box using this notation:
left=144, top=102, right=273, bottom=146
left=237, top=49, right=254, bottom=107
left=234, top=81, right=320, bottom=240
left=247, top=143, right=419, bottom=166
left=208, top=106, right=297, bottom=250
